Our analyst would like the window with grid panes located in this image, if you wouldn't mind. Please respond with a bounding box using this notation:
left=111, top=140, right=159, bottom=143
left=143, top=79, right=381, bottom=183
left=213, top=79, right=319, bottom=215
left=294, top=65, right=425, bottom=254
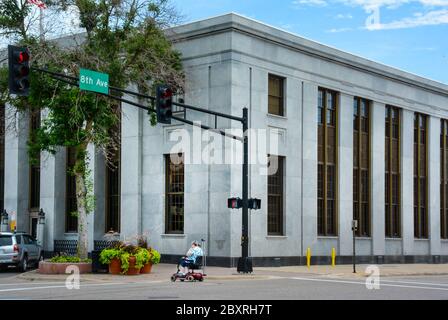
left=29, top=111, right=41, bottom=210
left=268, top=74, right=285, bottom=116
left=441, top=119, right=448, bottom=239
left=66, top=147, right=78, bottom=232
left=0, top=105, right=4, bottom=213
left=414, top=113, right=428, bottom=239
left=385, top=106, right=401, bottom=238
left=165, top=153, right=184, bottom=234
left=317, top=88, right=338, bottom=236
left=268, top=155, right=284, bottom=235
left=105, top=108, right=121, bottom=233
left=353, top=97, right=371, bottom=237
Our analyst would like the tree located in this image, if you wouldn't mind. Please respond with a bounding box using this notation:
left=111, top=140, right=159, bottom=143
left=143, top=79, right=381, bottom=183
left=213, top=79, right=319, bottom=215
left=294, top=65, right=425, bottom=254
left=0, top=0, right=184, bottom=259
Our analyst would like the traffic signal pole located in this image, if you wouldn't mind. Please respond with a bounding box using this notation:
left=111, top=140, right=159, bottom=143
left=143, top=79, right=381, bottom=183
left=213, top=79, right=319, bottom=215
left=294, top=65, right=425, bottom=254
left=26, top=65, right=254, bottom=273
left=239, top=107, right=252, bottom=273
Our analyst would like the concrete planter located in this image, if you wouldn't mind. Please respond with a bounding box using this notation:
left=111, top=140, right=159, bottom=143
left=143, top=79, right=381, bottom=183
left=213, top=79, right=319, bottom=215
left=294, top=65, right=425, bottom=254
left=38, top=261, right=92, bottom=274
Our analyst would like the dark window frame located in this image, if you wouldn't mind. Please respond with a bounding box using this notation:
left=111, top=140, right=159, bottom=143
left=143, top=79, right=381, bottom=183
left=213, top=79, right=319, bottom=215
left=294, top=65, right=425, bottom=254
left=0, top=105, right=4, bottom=213
left=385, top=106, right=401, bottom=238
left=353, top=97, right=371, bottom=237
left=267, top=155, right=285, bottom=236
left=317, top=88, right=338, bottom=236
left=65, top=147, right=78, bottom=233
left=441, top=119, right=448, bottom=239
left=414, top=113, right=428, bottom=239
left=268, top=74, right=285, bottom=117
left=165, top=153, right=185, bottom=234
left=105, top=109, right=121, bottom=233
left=29, top=111, right=41, bottom=211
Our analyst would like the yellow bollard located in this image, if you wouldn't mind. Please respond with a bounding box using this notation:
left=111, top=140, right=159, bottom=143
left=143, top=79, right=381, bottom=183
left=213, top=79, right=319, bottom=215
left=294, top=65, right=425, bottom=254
left=306, top=247, right=311, bottom=268
left=331, top=248, right=336, bottom=267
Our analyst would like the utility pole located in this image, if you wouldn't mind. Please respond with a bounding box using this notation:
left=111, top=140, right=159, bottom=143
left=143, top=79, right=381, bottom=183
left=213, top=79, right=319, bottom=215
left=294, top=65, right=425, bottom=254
left=238, top=107, right=252, bottom=273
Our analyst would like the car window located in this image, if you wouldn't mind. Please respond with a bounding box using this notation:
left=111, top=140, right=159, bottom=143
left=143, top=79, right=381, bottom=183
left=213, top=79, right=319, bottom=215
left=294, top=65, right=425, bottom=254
left=0, top=236, right=13, bottom=246
left=15, top=236, right=22, bottom=244
left=23, top=235, right=32, bottom=244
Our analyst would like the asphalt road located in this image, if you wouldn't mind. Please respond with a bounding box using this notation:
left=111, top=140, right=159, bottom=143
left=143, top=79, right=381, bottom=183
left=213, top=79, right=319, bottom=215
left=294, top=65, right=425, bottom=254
left=0, top=270, right=448, bottom=300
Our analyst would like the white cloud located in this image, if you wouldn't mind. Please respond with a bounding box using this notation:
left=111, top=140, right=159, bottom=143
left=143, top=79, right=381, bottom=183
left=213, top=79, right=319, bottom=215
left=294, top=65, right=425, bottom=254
left=292, top=0, right=328, bottom=7
left=326, top=27, right=353, bottom=32
left=336, top=13, right=354, bottom=18
left=366, top=9, right=448, bottom=29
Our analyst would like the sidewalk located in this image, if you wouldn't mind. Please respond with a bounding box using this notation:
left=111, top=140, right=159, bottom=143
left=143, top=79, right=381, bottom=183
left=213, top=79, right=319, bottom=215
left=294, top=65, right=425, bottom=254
left=16, top=263, right=272, bottom=283
left=15, top=263, right=448, bottom=283
left=255, top=263, right=448, bottom=278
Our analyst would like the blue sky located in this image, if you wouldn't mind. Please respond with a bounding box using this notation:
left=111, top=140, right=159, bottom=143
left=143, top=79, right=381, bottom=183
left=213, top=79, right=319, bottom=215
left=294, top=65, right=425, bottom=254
left=171, top=0, right=448, bottom=85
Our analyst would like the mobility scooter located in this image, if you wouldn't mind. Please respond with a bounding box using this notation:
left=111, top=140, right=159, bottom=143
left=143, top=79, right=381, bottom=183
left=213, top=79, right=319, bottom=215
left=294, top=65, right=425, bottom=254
left=171, top=239, right=207, bottom=282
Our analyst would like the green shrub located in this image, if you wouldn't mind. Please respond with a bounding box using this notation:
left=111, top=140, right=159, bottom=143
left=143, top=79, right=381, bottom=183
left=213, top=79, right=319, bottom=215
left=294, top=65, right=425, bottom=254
left=149, top=248, right=161, bottom=264
left=99, top=248, right=121, bottom=264
left=50, top=255, right=91, bottom=263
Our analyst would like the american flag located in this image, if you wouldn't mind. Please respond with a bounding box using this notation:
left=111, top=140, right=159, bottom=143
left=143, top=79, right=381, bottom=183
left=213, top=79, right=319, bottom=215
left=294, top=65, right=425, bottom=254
left=27, top=0, right=47, bottom=9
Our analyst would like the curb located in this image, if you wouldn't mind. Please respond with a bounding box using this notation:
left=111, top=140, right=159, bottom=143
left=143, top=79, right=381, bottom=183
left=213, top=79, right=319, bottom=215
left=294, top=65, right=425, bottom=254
left=16, top=271, right=272, bottom=283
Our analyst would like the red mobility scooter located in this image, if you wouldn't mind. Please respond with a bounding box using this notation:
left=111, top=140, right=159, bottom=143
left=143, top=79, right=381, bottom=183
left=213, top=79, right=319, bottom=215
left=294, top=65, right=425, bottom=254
left=171, top=239, right=207, bottom=282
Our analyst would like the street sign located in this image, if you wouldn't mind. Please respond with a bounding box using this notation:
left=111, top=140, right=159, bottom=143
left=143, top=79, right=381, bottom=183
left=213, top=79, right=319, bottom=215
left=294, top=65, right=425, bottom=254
left=79, top=68, right=109, bottom=94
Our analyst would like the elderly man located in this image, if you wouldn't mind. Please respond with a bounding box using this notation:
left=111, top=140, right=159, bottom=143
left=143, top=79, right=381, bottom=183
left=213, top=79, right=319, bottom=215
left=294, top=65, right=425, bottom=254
left=177, top=240, right=203, bottom=276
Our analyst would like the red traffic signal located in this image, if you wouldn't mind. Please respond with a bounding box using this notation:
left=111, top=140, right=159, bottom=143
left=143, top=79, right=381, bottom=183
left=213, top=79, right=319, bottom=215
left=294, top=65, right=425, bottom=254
left=8, top=45, right=30, bottom=96
left=156, top=85, right=173, bottom=124
left=228, top=198, right=242, bottom=209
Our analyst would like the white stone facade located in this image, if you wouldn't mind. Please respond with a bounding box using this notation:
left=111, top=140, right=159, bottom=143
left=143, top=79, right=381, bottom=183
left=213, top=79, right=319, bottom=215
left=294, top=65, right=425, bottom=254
left=3, top=13, right=448, bottom=266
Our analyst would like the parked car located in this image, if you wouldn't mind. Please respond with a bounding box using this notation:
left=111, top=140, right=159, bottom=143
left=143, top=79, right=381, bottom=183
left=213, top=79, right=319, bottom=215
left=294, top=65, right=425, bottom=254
left=0, top=232, right=43, bottom=272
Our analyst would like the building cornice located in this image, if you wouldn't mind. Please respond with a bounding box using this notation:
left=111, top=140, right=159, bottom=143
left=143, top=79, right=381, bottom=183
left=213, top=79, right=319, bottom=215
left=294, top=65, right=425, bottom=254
left=167, top=13, right=448, bottom=98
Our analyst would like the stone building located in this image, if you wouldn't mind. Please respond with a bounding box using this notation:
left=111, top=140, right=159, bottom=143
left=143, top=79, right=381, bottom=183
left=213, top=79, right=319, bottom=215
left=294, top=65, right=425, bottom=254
left=2, top=13, right=448, bottom=266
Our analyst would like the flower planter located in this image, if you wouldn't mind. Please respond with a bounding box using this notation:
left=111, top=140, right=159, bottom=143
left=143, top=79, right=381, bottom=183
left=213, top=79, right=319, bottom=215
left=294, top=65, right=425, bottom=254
left=109, top=258, right=122, bottom=275
left=38, top=261, right=92, bottom=274
left=125, top=256, right=140, bottom=275
left=140, top=263, right=152, bottom=274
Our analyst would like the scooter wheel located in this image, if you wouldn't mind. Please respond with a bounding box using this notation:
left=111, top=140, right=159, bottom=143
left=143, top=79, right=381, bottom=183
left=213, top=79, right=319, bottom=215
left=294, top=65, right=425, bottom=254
left=187, top=275, right=195, bottom=281
left=198, top=278, right=204, bottom=282
left=171, top=275, right=177, bottom=282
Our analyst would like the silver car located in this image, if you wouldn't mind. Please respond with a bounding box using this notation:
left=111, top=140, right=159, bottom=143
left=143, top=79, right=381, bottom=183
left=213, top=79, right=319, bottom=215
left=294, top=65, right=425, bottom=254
left=0, top=232, right=43, bottom=272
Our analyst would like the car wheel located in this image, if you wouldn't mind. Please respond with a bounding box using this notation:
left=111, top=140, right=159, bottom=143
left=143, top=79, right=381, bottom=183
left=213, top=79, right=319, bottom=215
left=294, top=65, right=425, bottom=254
left=19, top=255, right=28, bottom=272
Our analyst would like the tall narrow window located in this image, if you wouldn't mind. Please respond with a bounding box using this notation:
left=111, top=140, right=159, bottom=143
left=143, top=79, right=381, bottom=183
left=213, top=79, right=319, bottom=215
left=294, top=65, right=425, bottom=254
left=441, top=120, right=448, bottom=239
left=414, top=113, right=428, bottom=239
left=353, top=97, right=371, bottom=237
left=29, top=111, right=41, bottom=210
left=66, top=147, right=78, bottom=232
left=268, top=155, right=284, bottom=235
left=0, top=105, right=4, bottom=213
left=318, top=88, right=338, bottom=236
left=105, top=110, right=121, bottom=233
left=268, top=74, right=285, bottom=116
left=385, top=106, right=401, bottom=238
left=165, top=153, right=184, bottom=234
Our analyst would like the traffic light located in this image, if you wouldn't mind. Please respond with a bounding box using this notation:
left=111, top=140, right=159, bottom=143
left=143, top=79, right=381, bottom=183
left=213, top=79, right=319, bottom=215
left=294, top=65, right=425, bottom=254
left=248, top=198, right=261, bottom=210
left=8, top=45, right=30, bottom=96
left=156, top=85, right=173, bottom=124
left=228, top=197, right=242, bottom=209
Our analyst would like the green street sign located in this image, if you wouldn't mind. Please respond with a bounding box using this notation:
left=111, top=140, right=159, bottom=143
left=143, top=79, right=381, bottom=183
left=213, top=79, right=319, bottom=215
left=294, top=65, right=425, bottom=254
left=79, top=68, right=109, bottom=94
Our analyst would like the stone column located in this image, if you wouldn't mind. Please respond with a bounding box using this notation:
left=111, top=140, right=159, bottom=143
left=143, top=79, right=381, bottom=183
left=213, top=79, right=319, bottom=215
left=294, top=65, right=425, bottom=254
left=120, top=90, right=143, bottom=239
left=4, top=104, right=30, bottom=233
left=301, top=82, right=318, bottom=255
left=428, top=116, right=441, bottom=256
left=371, top=101, right=386, bottom=257
left=39, top=147, right=66, bottom=252
left=401, top=109, right=414, bottom=255
left=338, top=93, right=354, bottom=256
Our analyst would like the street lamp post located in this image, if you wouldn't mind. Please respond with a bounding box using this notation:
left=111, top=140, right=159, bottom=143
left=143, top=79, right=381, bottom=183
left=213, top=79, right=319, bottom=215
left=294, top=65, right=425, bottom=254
left=0, top=210, right=8, bottom=232
left=37, top=208, right=46, bottom=247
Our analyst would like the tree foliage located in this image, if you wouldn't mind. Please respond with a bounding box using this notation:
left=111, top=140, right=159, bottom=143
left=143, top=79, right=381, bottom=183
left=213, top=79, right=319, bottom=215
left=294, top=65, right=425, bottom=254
left=0, top=0, right=184, bottom=258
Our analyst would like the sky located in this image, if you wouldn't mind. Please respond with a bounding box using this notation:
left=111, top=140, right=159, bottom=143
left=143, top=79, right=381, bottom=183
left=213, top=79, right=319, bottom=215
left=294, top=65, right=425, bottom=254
left=171, top=0, right=448, bottom=85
